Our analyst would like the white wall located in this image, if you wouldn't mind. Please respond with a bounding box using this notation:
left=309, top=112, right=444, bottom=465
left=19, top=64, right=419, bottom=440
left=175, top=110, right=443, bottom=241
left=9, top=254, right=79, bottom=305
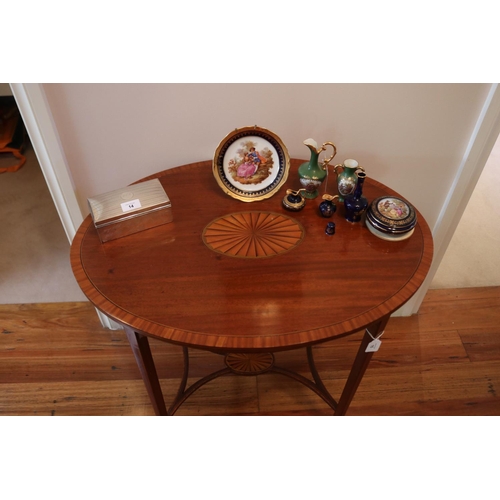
left=43, top=83, right=491, bottom=232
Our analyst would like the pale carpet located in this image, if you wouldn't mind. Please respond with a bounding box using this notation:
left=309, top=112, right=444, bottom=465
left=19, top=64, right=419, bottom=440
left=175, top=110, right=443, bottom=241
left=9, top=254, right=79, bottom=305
left=430, top=133, right=500, bottom=289
left=0, top=143, right=87, bottom=304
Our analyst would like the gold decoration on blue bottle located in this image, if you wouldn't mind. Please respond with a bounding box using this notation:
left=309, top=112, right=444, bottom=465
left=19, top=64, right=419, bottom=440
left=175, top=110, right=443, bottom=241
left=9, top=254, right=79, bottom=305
left=344, top=172, right=368, bottom=222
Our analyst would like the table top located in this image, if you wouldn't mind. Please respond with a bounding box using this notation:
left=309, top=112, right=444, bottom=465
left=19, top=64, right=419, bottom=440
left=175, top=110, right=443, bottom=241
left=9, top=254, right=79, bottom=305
left=71, top=159, right=433, bottom=352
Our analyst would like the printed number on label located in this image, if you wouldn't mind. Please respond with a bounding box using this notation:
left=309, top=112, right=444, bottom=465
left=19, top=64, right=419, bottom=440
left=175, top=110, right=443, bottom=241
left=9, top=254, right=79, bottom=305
left=121, top=199, right=142, bottom=213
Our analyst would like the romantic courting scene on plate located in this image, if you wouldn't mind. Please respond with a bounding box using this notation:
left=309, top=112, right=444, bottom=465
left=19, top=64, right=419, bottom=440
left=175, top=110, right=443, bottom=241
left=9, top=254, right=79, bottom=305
left=227, top=140, right=275, bottom=185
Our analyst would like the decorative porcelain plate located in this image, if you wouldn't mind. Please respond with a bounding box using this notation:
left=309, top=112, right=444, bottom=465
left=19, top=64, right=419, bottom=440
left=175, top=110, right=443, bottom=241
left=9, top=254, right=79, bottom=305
left=213, top=126, right=290, bottom=202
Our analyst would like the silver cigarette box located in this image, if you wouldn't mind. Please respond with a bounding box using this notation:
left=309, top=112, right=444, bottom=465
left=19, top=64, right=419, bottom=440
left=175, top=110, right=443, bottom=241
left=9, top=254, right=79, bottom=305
left=88, top=178, right=173, bottom=243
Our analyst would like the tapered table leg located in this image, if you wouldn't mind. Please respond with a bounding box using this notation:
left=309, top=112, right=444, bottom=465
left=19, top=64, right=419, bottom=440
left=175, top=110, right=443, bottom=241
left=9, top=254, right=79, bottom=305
left=335, top=316, right=390, bottom=415
left=124, top=327, right=167, bottom=416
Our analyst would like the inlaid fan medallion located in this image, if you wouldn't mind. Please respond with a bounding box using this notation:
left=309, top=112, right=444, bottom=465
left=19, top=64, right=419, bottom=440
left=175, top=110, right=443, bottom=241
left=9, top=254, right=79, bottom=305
left=202, top=211, right=304, bottom=258
left=225, top=353, right=275, bottom=375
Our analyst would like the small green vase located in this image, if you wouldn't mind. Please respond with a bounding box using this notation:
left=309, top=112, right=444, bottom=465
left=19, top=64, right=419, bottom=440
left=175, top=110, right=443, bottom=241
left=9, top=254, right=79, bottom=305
left=333, top=159, right=365, bottom=202
left=298, top=138, right=337, bottom=199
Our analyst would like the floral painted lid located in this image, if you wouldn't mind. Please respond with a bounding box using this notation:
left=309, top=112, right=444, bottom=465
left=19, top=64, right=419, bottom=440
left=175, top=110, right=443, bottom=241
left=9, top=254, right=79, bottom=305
left=366, top=196, right=417, bottom=234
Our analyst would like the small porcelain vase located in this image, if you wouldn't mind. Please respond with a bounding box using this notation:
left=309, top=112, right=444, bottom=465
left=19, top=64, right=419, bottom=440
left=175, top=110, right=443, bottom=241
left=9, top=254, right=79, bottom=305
left=298, top=138, right=337, bottom=199
left=325, top=222, right=336, bottom=235
left=344, top=172, right=368, bottom=222
left=318, top=194, right=339, bottom=218
left=334, top=159, right=365, bottom=202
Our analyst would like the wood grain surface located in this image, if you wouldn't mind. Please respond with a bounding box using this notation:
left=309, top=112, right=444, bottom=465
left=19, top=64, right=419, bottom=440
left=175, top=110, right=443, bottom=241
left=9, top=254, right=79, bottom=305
left=70, top=159, right=433, bottom=351
left=1, top=286, right=499, bottom=415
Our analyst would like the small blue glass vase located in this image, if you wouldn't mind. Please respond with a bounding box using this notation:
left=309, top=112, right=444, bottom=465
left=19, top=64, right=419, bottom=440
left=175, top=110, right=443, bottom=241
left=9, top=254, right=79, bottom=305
left=344, top=172, right=368, bottom=222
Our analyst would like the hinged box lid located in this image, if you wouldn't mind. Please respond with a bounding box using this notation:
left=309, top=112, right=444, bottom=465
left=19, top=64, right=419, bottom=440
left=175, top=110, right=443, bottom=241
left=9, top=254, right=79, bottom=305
left=88, top=178, right=171, bottom=227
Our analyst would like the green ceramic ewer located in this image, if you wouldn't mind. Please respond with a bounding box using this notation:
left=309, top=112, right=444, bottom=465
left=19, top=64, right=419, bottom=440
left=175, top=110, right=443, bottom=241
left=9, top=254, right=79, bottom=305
left=298, top=138, right=337, bottom=199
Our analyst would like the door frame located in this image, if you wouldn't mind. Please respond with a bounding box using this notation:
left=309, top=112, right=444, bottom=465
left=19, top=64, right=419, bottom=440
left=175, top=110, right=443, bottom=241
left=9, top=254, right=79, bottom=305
left=10, top=83, right=500, bottom=318
left=396, top=83, right=500, bottom=316
left=10, top=83, right=121, bottom=329
left=10, top=83, right=83, bottom=241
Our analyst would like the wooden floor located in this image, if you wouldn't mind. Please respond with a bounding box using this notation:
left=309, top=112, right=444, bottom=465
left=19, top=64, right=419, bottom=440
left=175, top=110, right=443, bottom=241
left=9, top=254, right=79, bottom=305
left=1, top=286, right=499, bottom=416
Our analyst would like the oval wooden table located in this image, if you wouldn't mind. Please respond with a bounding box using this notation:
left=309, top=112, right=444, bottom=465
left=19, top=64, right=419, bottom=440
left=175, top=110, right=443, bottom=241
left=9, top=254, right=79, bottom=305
left=71, top=159, right=433, bottom=415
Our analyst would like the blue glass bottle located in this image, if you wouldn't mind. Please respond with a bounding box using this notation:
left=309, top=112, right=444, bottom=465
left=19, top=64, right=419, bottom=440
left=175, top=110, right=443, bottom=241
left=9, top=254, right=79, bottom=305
left=344, top=172, right=368, bottom=222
